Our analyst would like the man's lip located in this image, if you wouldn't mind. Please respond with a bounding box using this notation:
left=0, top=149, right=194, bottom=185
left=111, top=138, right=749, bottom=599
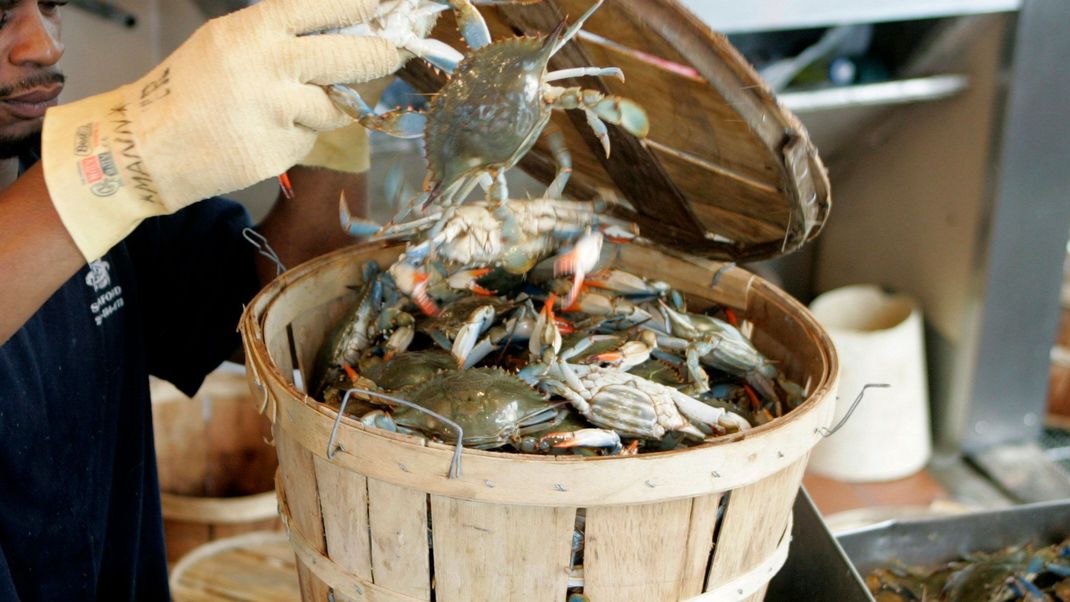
left=5, top=84, right=63, bottom=104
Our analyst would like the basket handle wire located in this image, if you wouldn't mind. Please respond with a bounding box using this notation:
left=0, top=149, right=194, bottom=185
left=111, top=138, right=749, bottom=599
left=329, top=388, right=465, bottom=479
left=817, top=383, right=890, bottom=438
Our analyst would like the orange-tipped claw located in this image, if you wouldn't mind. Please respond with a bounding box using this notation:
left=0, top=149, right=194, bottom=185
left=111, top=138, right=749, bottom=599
left=412, top=272, right=440, bottom=317
left=563, top=276, right=584, bottom=312
left=342, top=362, right=359, bottom=384
left=278, top=172, right=294, bottom=200
left=542, top=292, right=558, bottom=318
left=590, top=351, right=623, bottom=363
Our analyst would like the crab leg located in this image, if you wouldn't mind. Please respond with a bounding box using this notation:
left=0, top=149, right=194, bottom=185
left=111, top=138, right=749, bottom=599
left=545, top=67, right=624, bottom=82
left=554, top=231, right=603, bottom=309
left=402, top=36, right=464, bottom=73
left=545, top=86, right=650, bottom=155
left=549, top=0, right=604, bottom=56
left=327, top=85, right=427, bottom=139
left=542, top=126, right=573, bottom=199
left=433, top=0, right=493, bottom=49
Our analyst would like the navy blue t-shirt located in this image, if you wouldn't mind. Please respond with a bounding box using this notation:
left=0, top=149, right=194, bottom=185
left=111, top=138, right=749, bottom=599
left=0, top=182, right=259, bottom=599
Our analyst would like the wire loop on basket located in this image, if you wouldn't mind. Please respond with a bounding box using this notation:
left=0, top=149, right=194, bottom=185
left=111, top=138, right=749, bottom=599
left=817, top=383, right=891, bottom=438
left=328, top=388, right=465, bottom=479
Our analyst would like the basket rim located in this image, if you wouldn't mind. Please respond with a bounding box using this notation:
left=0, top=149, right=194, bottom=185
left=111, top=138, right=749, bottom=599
left=240, top=242, right=839, bottom=506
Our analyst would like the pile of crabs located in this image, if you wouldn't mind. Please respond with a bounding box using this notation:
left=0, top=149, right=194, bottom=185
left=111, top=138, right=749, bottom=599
left=310, top=0, right=807, bottom=456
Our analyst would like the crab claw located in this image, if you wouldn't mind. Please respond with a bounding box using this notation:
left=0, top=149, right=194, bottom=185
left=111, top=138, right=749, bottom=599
left=530, top=293, right=563, bottom=363
left=411, top=273, right=439, bottom=317
left=451, top=305, right=496, bottom=367
left=339, top=191, right=383, bottom=237
left=600, top=223, right=639, bottom=244
left=392, top=263, right=440, bottom=317
left=447, top=267, right=495, bottom=295
left=554, top=232, right=603, bottom=309
left=539, top=428, right=622, bottom=454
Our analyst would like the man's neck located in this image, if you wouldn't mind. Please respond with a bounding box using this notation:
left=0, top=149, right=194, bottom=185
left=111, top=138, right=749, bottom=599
left=0, top=158, right=20, bottom=192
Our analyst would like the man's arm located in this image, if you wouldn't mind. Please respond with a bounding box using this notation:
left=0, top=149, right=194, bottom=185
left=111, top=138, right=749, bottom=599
left=254, top=164, right=369, bottom=286
left=0, top=163, right=84, bottom=345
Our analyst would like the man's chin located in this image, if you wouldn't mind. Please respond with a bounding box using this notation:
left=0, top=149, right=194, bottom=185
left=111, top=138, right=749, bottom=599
left=0, top=127, right=41, bottom=159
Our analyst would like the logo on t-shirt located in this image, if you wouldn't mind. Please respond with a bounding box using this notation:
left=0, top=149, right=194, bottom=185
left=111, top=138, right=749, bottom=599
left=85, top=260, right=124, bottom=327
left=85, top=260, right=111, bottom=292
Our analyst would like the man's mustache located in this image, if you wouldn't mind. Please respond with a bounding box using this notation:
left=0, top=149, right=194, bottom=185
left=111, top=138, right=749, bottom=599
left=0, top=71, right=65, bottom=99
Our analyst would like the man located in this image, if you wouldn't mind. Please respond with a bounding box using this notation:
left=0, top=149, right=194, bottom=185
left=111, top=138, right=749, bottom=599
left=0, top=0, right=398, bottom=598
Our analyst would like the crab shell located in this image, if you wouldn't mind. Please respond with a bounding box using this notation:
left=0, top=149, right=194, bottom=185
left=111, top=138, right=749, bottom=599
left=424, top=34, right=559, bottom=193
left=394, top=367, right=564, bottom=449
left=359, top=349, right=458, bottom=391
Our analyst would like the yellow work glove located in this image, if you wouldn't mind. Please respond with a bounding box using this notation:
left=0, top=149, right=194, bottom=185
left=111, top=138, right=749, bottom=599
left=43, top=0, right=399, bottom=261
left=298, top=77, right=393, bottom=174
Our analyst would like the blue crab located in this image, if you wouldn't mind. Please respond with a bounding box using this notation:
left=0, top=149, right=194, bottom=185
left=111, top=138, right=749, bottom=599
left=331, top=0, right=649, bottom=231
left=369, top=367, right=567, bottom=449
left=312, top=261, right=384, bottom=401
left=650, top=301, right=779, bottom=401
left=528, top=361, right=751, bottom=441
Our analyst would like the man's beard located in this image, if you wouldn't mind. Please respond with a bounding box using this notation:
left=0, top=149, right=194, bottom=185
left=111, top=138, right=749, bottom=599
left=0, top=130, right=41, bottom=159
left=0, top=70, right=65, bottom=159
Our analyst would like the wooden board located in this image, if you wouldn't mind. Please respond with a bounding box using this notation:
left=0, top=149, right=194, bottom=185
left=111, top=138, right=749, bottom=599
left=430, top=496, right=575, bottom=601
left=314, top=456, right=373, bottom=602
left=367, top=479, right=432, bottom=600
left=704, top=458, right=809, bottom=601
left=583, top=498, right=695, bottom=601
left=274, top=427, right=331, bottom=601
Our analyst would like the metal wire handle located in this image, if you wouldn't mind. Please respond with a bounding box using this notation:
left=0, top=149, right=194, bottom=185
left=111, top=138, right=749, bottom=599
left=328, top=388, right=465, bottom=479
left=817, top=383, right=891, bottom=437
left=242, top=228, right=287, bottom=277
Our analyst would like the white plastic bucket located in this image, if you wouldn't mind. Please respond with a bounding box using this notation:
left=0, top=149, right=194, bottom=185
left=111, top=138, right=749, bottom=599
left=808, top=285, right=931, bottom=482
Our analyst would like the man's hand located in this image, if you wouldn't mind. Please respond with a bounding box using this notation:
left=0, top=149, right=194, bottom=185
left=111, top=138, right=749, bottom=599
left=42, top=0, right=399, bottom=261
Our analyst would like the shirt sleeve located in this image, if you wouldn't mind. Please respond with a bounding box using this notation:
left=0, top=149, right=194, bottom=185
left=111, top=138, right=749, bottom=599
left=127, top=198, right=261, bottom=397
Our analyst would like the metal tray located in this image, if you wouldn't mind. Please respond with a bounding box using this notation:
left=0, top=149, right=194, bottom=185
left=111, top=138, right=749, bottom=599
left=766, top=488, right=872, bottom=601
left=836, top=498, right=1070, bottom=578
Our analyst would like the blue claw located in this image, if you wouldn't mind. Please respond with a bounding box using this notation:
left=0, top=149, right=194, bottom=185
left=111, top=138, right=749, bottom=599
left=339, top=192, right=382, bottom=237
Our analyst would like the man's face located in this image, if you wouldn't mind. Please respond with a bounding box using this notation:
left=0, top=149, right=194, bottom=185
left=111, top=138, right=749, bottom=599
left=0, top=1, right=64, bottom=158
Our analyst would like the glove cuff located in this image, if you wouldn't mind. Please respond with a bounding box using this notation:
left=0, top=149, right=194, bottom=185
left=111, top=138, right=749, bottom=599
left=43, top=85, right=170, bottom=261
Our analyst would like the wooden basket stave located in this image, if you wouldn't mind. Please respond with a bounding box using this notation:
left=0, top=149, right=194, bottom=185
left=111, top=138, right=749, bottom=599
left=239, top=242, right=837, bottom=602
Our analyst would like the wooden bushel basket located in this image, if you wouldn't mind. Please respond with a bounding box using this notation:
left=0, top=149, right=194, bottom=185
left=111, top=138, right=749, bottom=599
left=151, top=368, right=282, bottom=565
left=239, top=241, right=838, bottom=601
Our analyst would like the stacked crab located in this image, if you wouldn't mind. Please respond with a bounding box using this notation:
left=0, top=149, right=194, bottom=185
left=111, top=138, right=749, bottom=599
left=312, top=260, right=807, bottom=455
left=309, top=0, right=807, bottom=455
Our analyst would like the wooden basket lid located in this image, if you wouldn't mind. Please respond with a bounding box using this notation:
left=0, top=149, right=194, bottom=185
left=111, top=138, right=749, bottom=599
left=399, top=0, right=830, bottom=263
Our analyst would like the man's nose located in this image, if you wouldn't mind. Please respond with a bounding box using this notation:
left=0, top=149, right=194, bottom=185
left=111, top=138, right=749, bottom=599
left=9, top=10, right=63, bottom=67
